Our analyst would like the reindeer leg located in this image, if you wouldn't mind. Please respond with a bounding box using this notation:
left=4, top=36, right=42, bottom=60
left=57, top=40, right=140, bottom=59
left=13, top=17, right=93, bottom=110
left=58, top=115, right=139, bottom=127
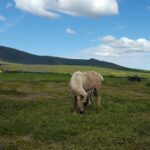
left=94, top=89, right=101, bottom=107
left=96, top=95, right=101, bottom=106
left=74, top=96, right=77, bottom=113
left=77, top=96, right=85, bottom=114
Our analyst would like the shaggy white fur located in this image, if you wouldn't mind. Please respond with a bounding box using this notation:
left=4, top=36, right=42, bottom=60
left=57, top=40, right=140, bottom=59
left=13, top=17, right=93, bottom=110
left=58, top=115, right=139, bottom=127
left=70, top=71, right=103, bottom=113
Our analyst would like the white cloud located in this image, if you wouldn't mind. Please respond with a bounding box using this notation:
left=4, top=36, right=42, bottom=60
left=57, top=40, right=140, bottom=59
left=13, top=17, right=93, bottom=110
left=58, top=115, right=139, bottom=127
left=101, top=35, right=116, bottom=42
left=66, top=28, right=76, bottom=34
left=14, top=0, right=59, bottom=18
left=14, top=0, right=119, bottom=18
left=82, top=35, right=150, bottom=57
left=0, top=15, right=6, bottom=22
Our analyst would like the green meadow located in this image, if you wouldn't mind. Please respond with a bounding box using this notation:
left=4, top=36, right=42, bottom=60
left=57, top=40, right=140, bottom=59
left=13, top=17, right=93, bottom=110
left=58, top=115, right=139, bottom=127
left=0, top=64, right=150, bottom=149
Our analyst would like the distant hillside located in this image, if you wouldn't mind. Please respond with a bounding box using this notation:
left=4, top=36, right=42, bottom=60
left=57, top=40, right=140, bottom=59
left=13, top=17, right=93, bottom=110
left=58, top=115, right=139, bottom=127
left=0, top=46, right=126, bottom=70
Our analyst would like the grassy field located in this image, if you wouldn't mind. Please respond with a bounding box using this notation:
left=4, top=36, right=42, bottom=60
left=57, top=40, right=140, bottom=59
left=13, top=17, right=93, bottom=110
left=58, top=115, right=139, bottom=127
left=1, top=62, right=150, bottom=78
left=0, top=65, right=150, bottom=149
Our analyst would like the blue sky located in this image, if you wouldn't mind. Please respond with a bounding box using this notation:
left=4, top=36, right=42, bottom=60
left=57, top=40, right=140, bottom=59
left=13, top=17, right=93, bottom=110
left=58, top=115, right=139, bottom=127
left=0, top=0, right=150, bottom=70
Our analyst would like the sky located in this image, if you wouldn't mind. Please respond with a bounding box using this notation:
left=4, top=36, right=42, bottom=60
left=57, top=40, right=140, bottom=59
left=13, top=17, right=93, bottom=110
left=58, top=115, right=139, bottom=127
left=0, top=0, right=150, bottom=70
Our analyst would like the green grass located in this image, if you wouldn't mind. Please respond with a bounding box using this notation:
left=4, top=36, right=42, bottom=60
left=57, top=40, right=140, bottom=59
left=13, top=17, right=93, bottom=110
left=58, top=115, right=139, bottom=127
left=0, top=72, right=69, bottom=82
left=1, top=63, right=150, bottom=78
left=0, top=71, right=150, bottom=150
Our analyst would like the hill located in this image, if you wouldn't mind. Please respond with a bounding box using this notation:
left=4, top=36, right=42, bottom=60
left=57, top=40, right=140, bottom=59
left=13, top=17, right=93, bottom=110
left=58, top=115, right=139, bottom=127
left=0, top=46, right=125, bottom=70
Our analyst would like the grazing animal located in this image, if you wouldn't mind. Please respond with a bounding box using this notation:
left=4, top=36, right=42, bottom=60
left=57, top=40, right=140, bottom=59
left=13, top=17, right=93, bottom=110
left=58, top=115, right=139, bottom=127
left=70, top=71, right=104, bottom=114
left=128, top=75, right=141, bottom=82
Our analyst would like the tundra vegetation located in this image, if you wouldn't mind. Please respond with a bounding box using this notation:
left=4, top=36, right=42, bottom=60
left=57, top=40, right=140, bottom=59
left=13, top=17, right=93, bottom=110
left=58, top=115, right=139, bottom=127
left=0, top=63, right=150, bottom=150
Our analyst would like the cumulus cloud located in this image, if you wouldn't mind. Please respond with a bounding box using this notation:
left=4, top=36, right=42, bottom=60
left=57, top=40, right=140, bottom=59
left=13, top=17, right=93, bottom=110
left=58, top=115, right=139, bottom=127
left=82, top=35, right=150, bottom=57
left=0, top=15, right=6, bottom=22
left=14, top=0, right=59, bottom=18
left=14, top=0, right=119, bottom=18
left=66, top=28, right=76, bottom=34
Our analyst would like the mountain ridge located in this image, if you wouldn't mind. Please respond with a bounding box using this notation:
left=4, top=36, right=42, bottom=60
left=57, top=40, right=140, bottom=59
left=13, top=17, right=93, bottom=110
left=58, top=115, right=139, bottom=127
left=0, top=46, right=130, bottom=70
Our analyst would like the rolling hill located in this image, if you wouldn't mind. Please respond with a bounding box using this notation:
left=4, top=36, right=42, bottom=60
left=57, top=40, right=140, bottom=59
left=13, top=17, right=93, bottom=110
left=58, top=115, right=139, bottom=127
left=0, top=46, right=127, bottom=70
